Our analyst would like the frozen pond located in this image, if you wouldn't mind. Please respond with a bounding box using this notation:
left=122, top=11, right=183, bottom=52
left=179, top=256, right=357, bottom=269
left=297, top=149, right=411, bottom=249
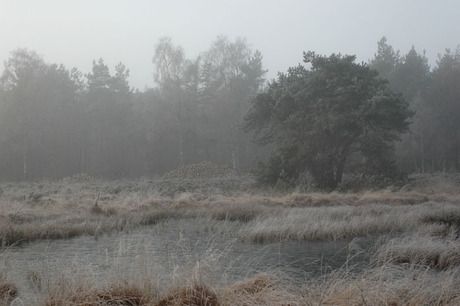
left=0, top=218, right=374, bottom=303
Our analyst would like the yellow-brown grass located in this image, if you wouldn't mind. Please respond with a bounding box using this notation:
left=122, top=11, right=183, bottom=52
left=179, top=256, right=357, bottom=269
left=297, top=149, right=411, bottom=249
left=45, top=282, right=156, bottom=306
left=304, top=264, right=460, bottom=305
left=0, top=282, right=18, bottom=304
left=155, top=283, right=219, bottom=306
left=220, top=273, right=302, bottom=305
left=1, top=176, right=459, bottom=305
left=12, top=229, right=460, bottom=306
left=40, top=267, right=460, bottom=306
left=374, top=234, right=460, bottom=270
left=1, top=177, right=459, bottom=246
left=239, top=203, right=460, bottom=242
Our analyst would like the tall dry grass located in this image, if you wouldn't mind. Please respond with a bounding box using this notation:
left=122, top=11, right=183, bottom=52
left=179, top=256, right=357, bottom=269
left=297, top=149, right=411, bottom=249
left=1, top=176, right=460, bottom=246
left=0, top=175, right=459, bottom=304
left=239, top=203, right=460, bottom=242
left=0, top=224, right=457, bottom=305
left=302, top=264, right=460, bottom=305
left=373, top=234, right=460, bottom=270
left=36, top=243, right=460, bottom=305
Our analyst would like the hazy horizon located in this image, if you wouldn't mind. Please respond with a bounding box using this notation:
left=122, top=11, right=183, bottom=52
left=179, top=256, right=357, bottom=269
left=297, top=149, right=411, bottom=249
left=2, top=0, right=460, bottom=90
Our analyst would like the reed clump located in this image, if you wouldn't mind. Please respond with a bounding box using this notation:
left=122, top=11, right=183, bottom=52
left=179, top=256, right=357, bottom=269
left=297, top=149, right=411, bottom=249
left=40, top=265, right=460, bottom=305
left=155, top=283, right=219, bottom=306
left=285, top=192, right=358, bottom=207
left=0, top=281, right=18, bottom=304
left=1, top=175, right=459, bottom=246
left=303, top=266, right=460, bottom=305
left=420, top=210, right=460, bottom=229
left=374, top=234, right=460, bottom=270
left=210, top=201, right=264, bottom=222
left=0, top=175, right=459, bottom=304
left=240, top=205, right=412, bottom=243
left=44, top=282, right=157, bottom=306
left=6, top=226, right=458, bottom=305
left=220, top=273, right=302, bottom=306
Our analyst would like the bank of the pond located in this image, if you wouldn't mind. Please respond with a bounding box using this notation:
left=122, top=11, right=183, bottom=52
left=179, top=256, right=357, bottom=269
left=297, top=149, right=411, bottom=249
left=0, top=219, right=459, bottom=305
left=0, top=218, right=377, bottom=304
left=0, top=176, right=458, bottom=304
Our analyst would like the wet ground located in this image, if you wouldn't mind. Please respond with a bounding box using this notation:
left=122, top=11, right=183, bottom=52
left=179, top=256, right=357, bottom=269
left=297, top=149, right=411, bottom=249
left=1, top=218, right=375, bottom=303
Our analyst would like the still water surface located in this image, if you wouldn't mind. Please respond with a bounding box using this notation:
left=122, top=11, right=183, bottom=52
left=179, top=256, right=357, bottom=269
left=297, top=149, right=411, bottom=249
left=0, top=219, right=374, bottom=303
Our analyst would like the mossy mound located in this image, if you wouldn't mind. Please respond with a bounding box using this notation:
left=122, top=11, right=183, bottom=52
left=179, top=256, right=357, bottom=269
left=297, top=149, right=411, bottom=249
left=62, top=173, right=94, bottom=182
left=163, top=161, right=236, bottom=179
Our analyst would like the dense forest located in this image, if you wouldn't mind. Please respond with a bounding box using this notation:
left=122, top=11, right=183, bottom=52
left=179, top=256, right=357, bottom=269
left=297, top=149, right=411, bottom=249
left=0, top=36, right=459, bottom=183
left=0, top=36, right=267, bottom=180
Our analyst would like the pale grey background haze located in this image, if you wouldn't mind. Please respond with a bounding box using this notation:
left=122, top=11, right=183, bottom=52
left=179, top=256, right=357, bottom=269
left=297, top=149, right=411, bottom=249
left=1, top=0, right=459, bottom=90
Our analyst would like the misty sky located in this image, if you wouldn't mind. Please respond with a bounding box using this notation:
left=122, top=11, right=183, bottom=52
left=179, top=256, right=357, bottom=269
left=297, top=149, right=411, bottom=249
left=1, top=0, right=459, bottom=90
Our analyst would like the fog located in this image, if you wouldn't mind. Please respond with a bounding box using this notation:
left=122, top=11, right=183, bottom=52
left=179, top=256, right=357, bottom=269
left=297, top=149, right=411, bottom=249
left=2, top=0, right=459, bottom=89
left=0, top=1, right=460, bottom=182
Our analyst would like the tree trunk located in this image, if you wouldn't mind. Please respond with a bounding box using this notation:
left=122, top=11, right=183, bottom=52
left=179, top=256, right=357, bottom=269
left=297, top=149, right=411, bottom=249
left=178, top=117, right=185, bottom=168
left=333, top=145, right=351, bottom=189
left=311, top=161, right=338, bottom=191
left=419, top=128, right=424, bottom=173
left=22, top=141, right=28, bottom=180
left=80, top=145, right=86, bottom=174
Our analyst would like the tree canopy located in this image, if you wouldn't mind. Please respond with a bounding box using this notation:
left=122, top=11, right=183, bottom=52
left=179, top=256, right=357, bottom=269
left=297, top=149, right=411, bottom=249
left=244, top=51, right=413, bottom=190
left=1, top=37, right=459, bottom=185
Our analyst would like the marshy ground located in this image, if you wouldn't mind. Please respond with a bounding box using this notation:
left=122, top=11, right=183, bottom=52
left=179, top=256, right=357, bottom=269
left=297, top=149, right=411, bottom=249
left=0, top=173, right=459, bottom=305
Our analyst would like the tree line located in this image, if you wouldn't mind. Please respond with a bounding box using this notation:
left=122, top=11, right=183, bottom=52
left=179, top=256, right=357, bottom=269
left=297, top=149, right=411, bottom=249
left=0, top=36, right=266, bottom=180
left=0, top=36, right=459, bottom=188
left=370, top=37, right=460, bottom=174
left=245, top=37, right=460, bottom=190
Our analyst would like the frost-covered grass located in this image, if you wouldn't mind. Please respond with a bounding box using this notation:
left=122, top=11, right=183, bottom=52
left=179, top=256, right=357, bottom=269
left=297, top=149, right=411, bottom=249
left=0, top=175, right=459, bottom=304
left=0, top=176, right=460, bottom=246
left=22, top=232, right=460, bottom=305
left=240, top=203, right=460, bottom=242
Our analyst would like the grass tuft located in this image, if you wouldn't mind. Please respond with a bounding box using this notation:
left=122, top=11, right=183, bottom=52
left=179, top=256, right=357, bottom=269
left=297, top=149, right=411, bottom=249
left=0, top=282, right=18, bottom=304
left=45, top=282, right=157, bottom=306
left=0, top=176, right=459, bottom=304
left=210, top=202, right=263, bottom=222
left=155, top=283, right=219, bottom=306
left=374, top=234, right=460, bottom=270
left=420, top=211, right=460, bottom=228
